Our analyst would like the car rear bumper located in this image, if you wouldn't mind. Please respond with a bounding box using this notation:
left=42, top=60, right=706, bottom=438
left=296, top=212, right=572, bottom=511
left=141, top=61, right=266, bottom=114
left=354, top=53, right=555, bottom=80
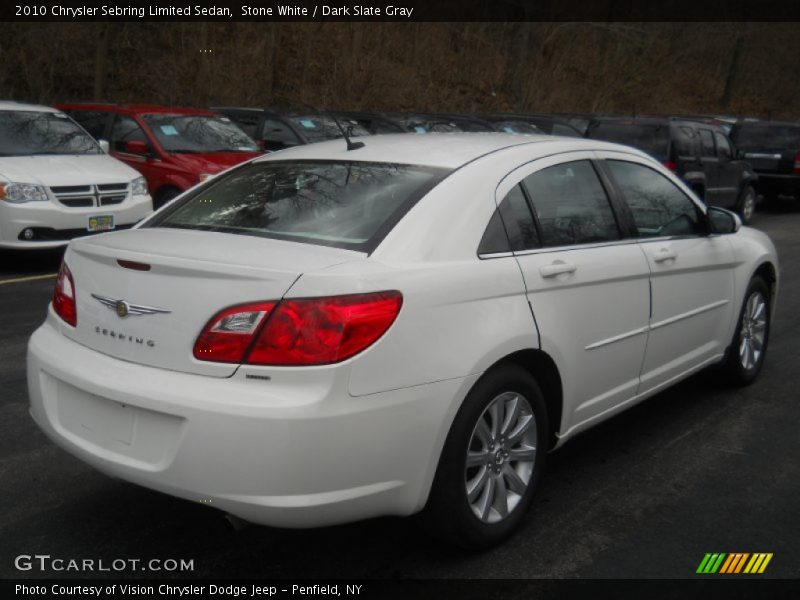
left=0, top=196, right=152, bottom=249
left=754, top=174, right=800, bottom=198
left=27, top=317, right=472, bottom=528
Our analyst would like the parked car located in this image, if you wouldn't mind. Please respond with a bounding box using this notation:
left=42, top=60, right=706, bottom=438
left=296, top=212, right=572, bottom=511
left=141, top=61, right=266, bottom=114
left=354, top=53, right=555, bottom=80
left=488, top=113, right=584, bottom=137
left=212, top=108, right=370, bottom=152
left=29, top=134, right=777, bottom=549
left=479, top=115, right=543, bottom=135
left=729, top=120, right=800, bottom=202
left=0, top=101, right=152, bottom=249
left=551, top=112, right=597, bottom=135
left=586, top=116, right=759, bottom=222
left=334, top=111, right=407, bottom=135
left=369, top=113, right=495, bottom=134
left=58, top=103, right=261, bottom=208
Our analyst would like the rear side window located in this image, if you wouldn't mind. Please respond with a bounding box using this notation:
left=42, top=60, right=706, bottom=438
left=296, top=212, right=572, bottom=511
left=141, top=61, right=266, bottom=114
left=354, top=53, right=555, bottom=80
left=479, top=184, right=540, bottom=255
left=731, top=123, right=800, bottom=149
left=675, top=126, right=698, bottom=156
left=606, top=160, right=703, bottom=238
left=523, top=161, right=620, bottom=247
left=148, top=161, right=448, bottom=252
left=698, top=129, right=716, bottom=157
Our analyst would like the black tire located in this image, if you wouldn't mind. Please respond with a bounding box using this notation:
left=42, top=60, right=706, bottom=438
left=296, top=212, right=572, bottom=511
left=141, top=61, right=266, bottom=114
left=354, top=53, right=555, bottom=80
left=154, top=187, right=181, bottom=209
left=422, top=364, right=548, bottom=549
left=718, top=276, right=771, bottom=386
left=736, top=184, right=756, bottom=224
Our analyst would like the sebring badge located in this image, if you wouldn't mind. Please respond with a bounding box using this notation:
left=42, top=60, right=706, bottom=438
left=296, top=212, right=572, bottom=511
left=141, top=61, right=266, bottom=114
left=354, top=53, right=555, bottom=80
left=91, top=294, right=171, bottom=318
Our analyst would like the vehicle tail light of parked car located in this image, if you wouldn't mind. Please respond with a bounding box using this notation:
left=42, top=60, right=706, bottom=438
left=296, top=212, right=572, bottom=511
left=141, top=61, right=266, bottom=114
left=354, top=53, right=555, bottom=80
left=663, top=160, right=678, bottom=172
left=194, top=291, right=403, bottom=366
left=52, top=262, right=77, bottom=327
left=793, top=151, right=800, bottom=174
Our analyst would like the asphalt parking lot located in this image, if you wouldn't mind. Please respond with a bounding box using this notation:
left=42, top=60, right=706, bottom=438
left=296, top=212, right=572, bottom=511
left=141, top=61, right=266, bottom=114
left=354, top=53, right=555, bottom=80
left=1, top=203, right=799, bottom=580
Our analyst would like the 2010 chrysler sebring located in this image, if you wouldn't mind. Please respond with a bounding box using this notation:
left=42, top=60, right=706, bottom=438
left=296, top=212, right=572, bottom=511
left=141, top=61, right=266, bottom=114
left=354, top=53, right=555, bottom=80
left=27, top=134, right=778, bottom=548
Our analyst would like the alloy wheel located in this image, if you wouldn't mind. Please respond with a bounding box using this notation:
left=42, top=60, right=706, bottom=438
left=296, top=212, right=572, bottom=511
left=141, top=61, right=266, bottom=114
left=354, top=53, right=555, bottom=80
left=739, top=291, right=767, bottom=371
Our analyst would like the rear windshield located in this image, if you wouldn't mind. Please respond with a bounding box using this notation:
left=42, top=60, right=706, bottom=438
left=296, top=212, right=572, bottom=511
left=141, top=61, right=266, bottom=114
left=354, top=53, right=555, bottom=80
left=148, top=160, right=448, bottom=252
left=289, top=116, right=370, bottom=142
left=0, top=110, right=101, bottom=156
left=731, top=124, right=800, bottom=150
left=587, top=122, right=670, bottom=159
left=142, top=114, right=258, bottom=153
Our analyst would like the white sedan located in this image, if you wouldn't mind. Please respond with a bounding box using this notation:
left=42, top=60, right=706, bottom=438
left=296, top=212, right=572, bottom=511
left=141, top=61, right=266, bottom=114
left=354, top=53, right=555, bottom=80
left=27, top=134, right=778, bottom=548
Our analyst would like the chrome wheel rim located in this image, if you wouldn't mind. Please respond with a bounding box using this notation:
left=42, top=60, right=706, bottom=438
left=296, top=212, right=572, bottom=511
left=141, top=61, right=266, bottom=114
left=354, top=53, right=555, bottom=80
left=742, top=189, right=756, bottom=222
left=739, top=291, right=767, bottom=371
left=465, top=391, right=537, bottom=524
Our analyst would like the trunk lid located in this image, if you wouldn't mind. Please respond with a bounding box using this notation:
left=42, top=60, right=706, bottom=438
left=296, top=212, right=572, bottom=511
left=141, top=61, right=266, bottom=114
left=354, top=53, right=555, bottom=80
left=63, top=228, right=364, bottom=377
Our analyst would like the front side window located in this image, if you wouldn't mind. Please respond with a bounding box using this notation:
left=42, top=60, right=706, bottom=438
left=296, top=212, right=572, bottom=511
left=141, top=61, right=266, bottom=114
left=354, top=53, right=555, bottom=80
left=67, top=110, right=110, bottom=140
left=0, top=110, right=102, bottom=156
left=606, top=160, right=704, bottom=238
left=111, top=115, right=149, bottom=152
left=142, top=114, right=258, bottom=153
left=523, top=160, right=620, bottom=247
left=262, top=118, right=302, bottom=151
left=148, top=161, right=448, bottom=252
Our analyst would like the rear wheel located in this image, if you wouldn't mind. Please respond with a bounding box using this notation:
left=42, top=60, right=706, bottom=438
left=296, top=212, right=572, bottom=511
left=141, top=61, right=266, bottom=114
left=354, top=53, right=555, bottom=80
left=718, top=276, right=770, bottom=386
left=736, top=185, right=756, bottom=224
left=422, top=364, right=548, bottom=549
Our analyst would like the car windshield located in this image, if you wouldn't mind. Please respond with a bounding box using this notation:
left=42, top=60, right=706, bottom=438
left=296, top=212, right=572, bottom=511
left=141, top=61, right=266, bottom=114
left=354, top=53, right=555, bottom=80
left=142, top=114, right=258, bottom=153
left=289, top=115, right=370, bottom=142
left=587, top=122, right=671, bottom=159
left=731, top=124, right=800, bottom=150
left=148, top=160, right=448, bottom=251
left=0, top=110, right=101, bottom=156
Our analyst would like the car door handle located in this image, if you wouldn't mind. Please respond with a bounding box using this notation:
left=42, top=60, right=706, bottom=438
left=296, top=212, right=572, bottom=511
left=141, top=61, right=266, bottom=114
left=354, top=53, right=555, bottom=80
left=539, top=262, right=577, bottom=278
left=652, top=248, right=677, bottom=262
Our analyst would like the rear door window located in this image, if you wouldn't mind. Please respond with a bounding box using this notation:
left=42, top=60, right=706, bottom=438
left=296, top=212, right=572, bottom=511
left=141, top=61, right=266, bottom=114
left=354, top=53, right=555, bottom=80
left=522, top=160, right=620, bottom=247
left=698, top=129, right=716, bottom=157
left=714, top=132, right=732, bottom=159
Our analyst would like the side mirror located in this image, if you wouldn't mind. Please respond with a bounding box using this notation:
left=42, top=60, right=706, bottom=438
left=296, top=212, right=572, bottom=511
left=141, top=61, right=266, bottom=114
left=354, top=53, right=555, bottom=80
left=708, top=206, right=742, bottom=234
left=124, top=140, right=150, bottom=156
left=98, top=139, right=110, bottom=153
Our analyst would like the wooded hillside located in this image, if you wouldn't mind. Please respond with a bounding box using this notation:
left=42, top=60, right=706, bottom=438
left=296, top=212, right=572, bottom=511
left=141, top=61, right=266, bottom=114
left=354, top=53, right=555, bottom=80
left=2, top=22, right=798, bottom=118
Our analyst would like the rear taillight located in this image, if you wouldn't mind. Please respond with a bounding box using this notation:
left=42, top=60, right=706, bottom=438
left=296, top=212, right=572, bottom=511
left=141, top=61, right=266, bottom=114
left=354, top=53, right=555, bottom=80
left=663, top=160, right=678, bottom=172
left=52, top=262, right=77, bottom=326
left=193, top=301, right=276, bottom=363
left=793, top=151, right=800, bottom=174
left=193, top=291, right=403, bottom=366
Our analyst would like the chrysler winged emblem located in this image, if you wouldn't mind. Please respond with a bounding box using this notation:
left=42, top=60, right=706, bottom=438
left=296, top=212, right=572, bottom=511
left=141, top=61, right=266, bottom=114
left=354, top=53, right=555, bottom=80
left=91, top=294, right=171, bottom=318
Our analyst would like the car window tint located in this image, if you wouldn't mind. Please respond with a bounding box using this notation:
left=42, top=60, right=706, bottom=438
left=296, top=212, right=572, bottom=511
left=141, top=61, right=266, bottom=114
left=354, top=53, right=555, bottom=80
left=111, top=115, right=148, bottom=152
left=675, top=126, right=697, bottom=156
left=698, top=129, right=716, bottom=157
left=552, top=123, right=581, bottom=137
left=226, top=113, right=261, bottom=139
left=481, top=184, right=539, bottom=253
left=68, top=110, right=109, bottom=139
left=714, top=132, right=732, bottom=159
left=523, top=160, right=619, bottom=247
left=262, top=118, right=301, bottom=151
left=606, top=160, right=703, bottom=238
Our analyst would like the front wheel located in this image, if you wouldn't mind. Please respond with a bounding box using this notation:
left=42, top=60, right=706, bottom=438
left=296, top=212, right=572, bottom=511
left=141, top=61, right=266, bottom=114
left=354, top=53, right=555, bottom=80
left=719, top=276, right=771, bottom=386
left=736, top=184, right=757, bottom=224
left=422, top=364, right=548, bottom=549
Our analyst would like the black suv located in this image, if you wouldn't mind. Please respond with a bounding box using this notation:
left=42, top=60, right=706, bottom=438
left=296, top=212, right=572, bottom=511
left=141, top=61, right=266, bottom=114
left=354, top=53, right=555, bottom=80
left=729, top=120, right=800, bottom=203
left=212, top=108, right=370, bottom=152
left=586, top=116, right=759, bottom=223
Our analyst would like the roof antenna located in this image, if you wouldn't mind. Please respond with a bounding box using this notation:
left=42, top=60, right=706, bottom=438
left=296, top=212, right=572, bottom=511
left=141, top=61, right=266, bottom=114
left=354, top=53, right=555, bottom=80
left=329, top=112, right=365, bottom=151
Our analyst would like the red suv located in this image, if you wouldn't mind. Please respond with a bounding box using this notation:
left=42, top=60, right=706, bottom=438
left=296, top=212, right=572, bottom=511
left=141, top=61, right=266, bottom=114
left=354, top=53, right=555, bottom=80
left=57, top=104, right=261, bottom=208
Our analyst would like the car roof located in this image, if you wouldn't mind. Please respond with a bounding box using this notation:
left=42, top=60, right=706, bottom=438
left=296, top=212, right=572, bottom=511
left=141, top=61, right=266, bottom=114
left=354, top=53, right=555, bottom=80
left=56, top=102, right=217, bottom=116
left=0, top=101, right=59, bottom=113
left=252, top=132, right=647, bottom=169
